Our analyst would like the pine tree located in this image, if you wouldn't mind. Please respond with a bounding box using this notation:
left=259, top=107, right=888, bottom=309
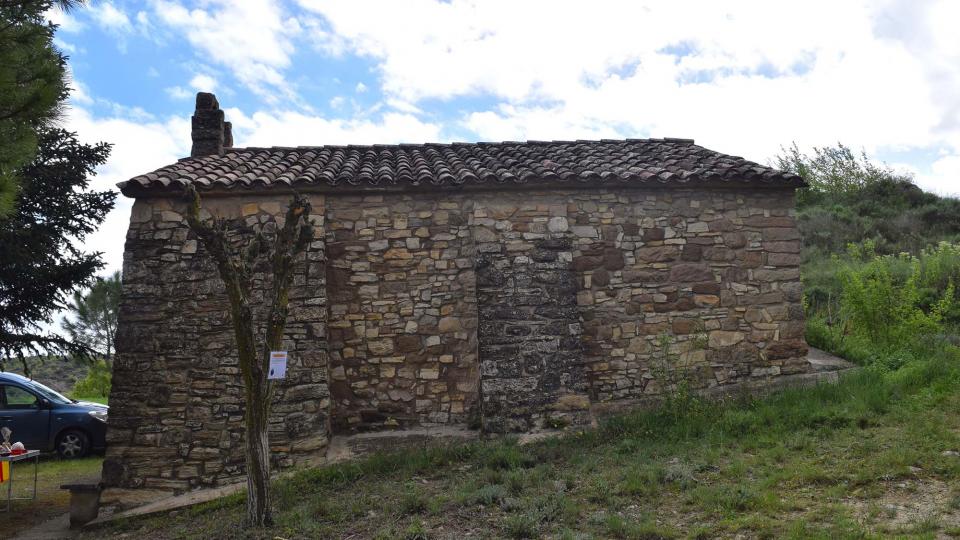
left=62, top=270, right=122, bottom=364
left=0, top=0, right=82, bottom=217
left=0, top=128, right=115, bottom=366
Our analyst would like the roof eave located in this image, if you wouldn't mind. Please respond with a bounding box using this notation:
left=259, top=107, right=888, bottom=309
left=117, top=176, right=806, bottom=199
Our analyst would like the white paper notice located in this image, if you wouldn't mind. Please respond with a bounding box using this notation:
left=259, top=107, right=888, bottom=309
left=268, top=351, right=287, bottom=379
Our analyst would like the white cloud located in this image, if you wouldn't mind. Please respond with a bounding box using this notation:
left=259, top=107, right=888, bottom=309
left=69, top=80, right=94, bottom=106
left=189, top=74, right=218, bottom=93
left=165, top=86, right=193, bottom=100
left=355, top=82, right=367, bottom=93
left=151, top=0, right=300, bottom=101
left=911, top=154, right=960, bottom=197
left=89, top=2, right=133, bottom=33
left=54, top=38, right=76, bottom=54
left=385, top=98, right=422, bottom=115
left=302, top=0, right=827, bottom=102
left=226, top=108, right=443, bottom=147
left=47, top=6, right=85, bottom=33
left=299, top=0, right=960, bottom=166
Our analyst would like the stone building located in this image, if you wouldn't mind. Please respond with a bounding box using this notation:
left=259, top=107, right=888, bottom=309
left=103, top=94, right=809, bottom=493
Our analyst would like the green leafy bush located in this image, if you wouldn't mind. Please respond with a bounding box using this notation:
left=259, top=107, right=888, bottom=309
left=840, top=255, right=943, bottom=345
left=805, top=239, right=958, bottom=369
left=71, top=359, right=111, bottom=398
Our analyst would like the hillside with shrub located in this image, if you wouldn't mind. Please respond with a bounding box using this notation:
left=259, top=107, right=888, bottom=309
left=779, top=143, right=960, bottom=258
left=4, top=356, right=88, bottom=393
left=774, top=145, right=960, bottom=370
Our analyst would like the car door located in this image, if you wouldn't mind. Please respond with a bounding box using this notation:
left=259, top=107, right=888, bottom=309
left=0, top=384, right=51, bottom=451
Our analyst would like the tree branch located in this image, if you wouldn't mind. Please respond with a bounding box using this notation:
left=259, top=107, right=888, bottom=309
left=183, top=185, right=260, bottom=387
left=265, top=194, right=312, bottom=352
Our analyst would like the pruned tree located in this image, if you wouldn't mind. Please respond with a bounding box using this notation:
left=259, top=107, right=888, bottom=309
left=183, top=185, right=313, bottom=527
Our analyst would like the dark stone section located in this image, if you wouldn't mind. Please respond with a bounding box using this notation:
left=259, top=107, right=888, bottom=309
left=477, top=230, right=589, bottom=433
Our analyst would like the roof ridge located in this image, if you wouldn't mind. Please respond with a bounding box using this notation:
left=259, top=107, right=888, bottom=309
left=221, top=137, right=698, bottom=153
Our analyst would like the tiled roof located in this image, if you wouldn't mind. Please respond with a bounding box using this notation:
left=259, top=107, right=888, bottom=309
left=118, top=138, right=804, bottom=196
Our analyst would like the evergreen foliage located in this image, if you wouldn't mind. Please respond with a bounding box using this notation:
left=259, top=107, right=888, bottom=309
left=62, top=270, right=121, bottom=363
left=0, top=0, right=80, bottom=217
left=0, top=128, right=114, bottom=366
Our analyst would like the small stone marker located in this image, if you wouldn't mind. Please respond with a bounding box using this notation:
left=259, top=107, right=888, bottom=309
left=268, top=351, right=287, bottom=379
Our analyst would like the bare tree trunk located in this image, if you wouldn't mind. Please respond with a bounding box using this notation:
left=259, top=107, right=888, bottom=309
left=184, top=185, right=312, bottom=529
left=244, top=371, right=273, bottom=526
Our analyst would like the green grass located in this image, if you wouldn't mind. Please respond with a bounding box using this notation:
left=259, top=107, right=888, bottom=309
left=86, top=346, right=960, bottom=539
left=0, top=456, right=102, bottom=536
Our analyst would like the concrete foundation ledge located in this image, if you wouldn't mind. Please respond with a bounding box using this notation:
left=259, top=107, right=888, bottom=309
left=590, top=348, right=857, bottom=417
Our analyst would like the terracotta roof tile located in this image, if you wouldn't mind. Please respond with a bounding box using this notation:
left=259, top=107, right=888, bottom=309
left=119, top=138, right=803, bottom=196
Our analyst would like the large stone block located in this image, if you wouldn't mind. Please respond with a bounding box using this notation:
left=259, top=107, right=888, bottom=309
left=635, top=246, right=679, bottom=262
left=669, top=264, right=714, bottom=282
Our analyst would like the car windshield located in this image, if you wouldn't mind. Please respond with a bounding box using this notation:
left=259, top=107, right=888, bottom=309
left=21, top=379, right=74, bottom=405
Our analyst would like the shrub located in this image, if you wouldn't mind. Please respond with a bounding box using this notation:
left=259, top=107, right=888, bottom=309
left=403, top=519, right=429, bottom=540
left=650, top=325, right=708, bottom=421
left=781, top=144, right=960, bottom=257
left=468, top=484, right=508, bottom=506
left=398, top=484, right=428, bottom=515
left=837, top=250, right=952, bottom=350
left=502, top=512, right=540, bottom=539
left=805, top=239, right=960, bottom=369
left=72, top=359, right=111, bottom=398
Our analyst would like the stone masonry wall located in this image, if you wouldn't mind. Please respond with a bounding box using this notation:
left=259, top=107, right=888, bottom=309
left=564, top=189, right=807, bottom=405
left=469, top=188, right=806, bottom=429
left=474, top=200, right=589, bottom=432
left=107, top=185, right=807, bottom=493
left=104, top=195, right=330, bottom=492
left=325, top=195, right=479, bottom=432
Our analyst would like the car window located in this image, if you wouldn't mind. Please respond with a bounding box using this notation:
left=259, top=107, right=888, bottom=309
left=21, top=379, right=72, bottom=405
left=1, top=385, right=38, bottom=409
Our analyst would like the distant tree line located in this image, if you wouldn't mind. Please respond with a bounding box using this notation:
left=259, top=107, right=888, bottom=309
left=777, top=143, right=960, bottom=258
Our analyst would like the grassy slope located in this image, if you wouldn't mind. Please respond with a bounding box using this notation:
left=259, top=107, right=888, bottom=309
left=89, top=354, right=960, bottom=539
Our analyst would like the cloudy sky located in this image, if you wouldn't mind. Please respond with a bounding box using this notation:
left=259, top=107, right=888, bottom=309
left=51, top=0, right=960, bottom=277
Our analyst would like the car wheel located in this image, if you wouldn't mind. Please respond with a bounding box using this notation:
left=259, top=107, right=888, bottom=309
left=57, top=430, right=89, bottom=459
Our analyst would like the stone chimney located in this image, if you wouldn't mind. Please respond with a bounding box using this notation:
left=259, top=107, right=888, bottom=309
left=190, top=92, right=233, bottom=157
